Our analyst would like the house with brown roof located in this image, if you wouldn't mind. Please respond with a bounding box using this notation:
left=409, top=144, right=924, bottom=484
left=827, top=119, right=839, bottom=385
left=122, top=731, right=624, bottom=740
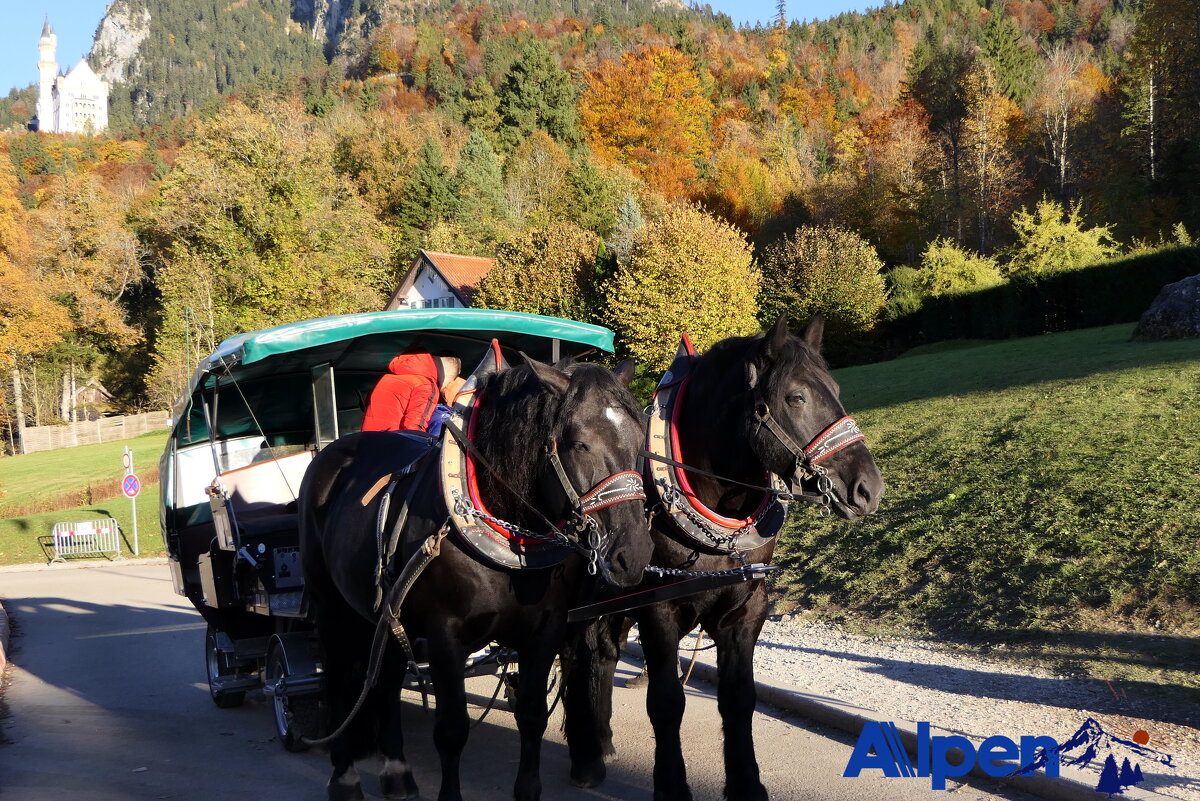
left=385, top=250, right=497, bottom=310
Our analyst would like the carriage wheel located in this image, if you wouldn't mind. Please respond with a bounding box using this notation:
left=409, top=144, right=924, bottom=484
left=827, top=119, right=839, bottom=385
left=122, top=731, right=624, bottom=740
left=205, top=624, right=246, bottom=709
left=267, top=641, right=320, bottom=752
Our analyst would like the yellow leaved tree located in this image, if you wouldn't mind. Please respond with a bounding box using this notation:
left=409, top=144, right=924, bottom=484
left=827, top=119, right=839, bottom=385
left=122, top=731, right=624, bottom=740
left=604, top=204, right=760, bottom=370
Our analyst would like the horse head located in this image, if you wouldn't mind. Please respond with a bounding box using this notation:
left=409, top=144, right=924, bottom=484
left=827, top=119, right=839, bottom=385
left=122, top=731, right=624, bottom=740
left=743, top=315, right=883, bottom=520
left=475, top=357, right=651, bottom=588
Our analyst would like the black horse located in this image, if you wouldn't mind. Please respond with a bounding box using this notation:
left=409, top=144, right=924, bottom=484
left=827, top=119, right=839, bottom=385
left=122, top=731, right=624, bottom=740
left=300, top=357, right=652, bottom=801
left=562, top=316, right=884, bottom=801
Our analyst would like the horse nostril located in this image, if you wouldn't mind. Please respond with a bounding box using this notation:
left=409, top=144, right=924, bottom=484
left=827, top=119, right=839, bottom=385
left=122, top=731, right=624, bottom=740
left=852, top=479, right=877, bottom=511
left=613, top=552, right=629, bottom=574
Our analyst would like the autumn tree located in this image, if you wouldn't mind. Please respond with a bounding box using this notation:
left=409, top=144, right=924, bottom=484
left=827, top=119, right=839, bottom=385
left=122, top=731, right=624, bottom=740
left=605, top=204, right=759, bottom=369
left=1032, top=45, right=1095, bottom=199
left=581, top=46, right=715, bottom=199
left=0, top=161, right=68, bottom=451
left=504, top=130, right=573, bottom=228
left=759, top=225, right=889, bottom=340
left=1005, top=198, right=1118, bottom=277
left=139, top=101, right=391, bottom=404
left=962, top=63, right=1026, bottom=253
left=475, top=222, right=602, bottom=321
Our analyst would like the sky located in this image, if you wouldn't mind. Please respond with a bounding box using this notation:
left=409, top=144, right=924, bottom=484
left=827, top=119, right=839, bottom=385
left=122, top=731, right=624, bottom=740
left=0, top=1, right=878, bottom=97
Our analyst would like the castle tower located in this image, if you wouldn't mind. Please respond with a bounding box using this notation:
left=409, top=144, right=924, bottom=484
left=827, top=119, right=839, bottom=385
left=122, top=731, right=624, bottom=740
left=36, top=17, right=58, bottom=132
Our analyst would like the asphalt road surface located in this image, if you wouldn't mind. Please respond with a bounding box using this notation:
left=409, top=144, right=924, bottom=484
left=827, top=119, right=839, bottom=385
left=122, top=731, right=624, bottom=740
left=0, top=562, right=1041, bottom=801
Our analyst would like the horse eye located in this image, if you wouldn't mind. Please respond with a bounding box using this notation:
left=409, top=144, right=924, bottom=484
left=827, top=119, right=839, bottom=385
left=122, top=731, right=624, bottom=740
left=571, top=441, right=590, bottom=452
left=786, top=392, right=807, bottom=406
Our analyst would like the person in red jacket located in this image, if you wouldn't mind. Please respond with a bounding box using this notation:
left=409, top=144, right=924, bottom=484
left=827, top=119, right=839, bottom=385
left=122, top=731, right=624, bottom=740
left=360, top=350, right=461, bottom=433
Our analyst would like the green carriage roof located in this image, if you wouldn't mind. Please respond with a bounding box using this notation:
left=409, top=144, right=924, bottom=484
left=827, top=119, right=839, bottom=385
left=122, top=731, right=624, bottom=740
left=171, top=309, right=615, bottom=438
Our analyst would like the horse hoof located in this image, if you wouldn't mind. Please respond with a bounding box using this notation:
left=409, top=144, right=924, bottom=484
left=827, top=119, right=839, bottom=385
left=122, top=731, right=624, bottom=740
left=624, top=669, right=649, bottom=689
left=380, top=771, right=419, bottom=799
left=569, top=760, right=607, bottom=788
left=326, top=782, right=365, bottom=801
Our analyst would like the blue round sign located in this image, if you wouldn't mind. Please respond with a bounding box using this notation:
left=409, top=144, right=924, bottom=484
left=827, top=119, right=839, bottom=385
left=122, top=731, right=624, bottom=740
left=122, top=474, right=141, bottom=498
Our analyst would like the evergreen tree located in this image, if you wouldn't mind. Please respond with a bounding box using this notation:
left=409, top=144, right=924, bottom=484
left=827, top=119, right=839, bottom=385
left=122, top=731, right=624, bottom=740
left=1096, top=754, right=1121, bottom=796
left=982, top=12, right=1040, bottom=106
left=1118, top=757, right=1136, bottom=788
left=496, top=40, right=580, bottom=150
left=450, top=129, right=510, bottom=249
left=395, top=137, right=457, bottom=234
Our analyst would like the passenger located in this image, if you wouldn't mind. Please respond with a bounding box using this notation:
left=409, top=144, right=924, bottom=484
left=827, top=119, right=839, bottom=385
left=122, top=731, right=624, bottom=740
left=361, top=350, right=461, bottom=433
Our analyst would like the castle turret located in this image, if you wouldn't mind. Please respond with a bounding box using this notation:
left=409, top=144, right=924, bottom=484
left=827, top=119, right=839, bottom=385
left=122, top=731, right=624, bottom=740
left=36, top=17, right=58, bottom=132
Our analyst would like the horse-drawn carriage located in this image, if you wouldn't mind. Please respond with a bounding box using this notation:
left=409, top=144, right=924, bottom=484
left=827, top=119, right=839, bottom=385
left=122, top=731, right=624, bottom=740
left=160, top=308, right=618, bottom=746
left=162, top=306, right=882, bottom=801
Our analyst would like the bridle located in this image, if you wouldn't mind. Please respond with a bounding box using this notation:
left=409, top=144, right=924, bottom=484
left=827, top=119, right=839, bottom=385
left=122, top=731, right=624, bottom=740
left=541, top=438, right=647, bottom=576
left=445, top=418, right=646, bottom=576
left=748, top=380, right=865, bottom=514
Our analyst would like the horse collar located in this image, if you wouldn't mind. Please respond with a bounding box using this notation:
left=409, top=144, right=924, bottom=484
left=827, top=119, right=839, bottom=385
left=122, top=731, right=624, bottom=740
left=644, top=336, right=788, bottom=555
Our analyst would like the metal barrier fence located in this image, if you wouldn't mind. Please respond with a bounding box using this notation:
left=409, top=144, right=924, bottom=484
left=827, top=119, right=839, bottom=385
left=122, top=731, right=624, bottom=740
left=50, top=518, right=124, bottom=563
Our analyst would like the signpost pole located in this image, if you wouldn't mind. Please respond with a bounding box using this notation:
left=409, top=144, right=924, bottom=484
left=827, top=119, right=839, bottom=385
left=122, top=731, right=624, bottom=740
left=123, top=447, right=140, bottom=556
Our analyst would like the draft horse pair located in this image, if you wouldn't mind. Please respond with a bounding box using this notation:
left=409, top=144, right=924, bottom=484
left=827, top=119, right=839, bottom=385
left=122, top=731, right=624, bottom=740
left=299, top=316, right=882, bottom=801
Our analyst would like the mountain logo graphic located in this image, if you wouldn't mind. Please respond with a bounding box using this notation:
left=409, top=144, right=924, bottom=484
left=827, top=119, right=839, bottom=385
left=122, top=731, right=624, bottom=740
left=1015, top=718, right=1175, bottom=795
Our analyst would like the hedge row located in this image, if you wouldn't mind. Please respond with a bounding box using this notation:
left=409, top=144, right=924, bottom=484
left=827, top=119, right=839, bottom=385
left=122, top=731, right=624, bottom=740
left=885, top=246, right=1200, bottom=347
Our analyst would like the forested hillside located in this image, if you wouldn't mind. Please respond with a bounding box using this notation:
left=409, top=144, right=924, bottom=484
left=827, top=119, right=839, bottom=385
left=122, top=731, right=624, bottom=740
left=1, top=0, right=1197, bottom=450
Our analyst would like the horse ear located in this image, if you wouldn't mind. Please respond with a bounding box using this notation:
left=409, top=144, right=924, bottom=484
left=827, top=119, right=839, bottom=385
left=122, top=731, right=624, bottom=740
left=801, top=315, right=825, bottom=351
left=760, top=314, right=790, bottom=362
left=520, top=353, right=570, bottom=395
left=613, top=359, right=636, bottom=388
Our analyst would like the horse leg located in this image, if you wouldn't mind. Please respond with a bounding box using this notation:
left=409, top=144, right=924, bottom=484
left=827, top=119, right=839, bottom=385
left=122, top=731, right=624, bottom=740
left=310, top=569, right=373, bottom=801
left=564, top=615, right=624, bottom=788
left=427, top=629, right=469, bottom=801
left=642, top=613, right=692, bottom=801
left=709, top=590, right=770, bottom=801
left=377, top=642, right=419, bottom=800
left=511, top=633, right=560, bottom=801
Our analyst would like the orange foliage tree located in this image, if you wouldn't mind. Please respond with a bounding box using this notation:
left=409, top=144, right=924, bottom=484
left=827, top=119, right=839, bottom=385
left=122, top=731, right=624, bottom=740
left=580, top=46, right=714, bottom=199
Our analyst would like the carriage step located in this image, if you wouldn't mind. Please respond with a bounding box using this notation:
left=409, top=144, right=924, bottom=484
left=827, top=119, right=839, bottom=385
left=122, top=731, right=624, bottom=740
left=210, top=674, right=261, bottom=693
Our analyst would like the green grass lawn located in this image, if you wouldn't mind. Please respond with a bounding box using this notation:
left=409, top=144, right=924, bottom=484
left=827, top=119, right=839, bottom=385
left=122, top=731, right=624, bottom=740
left=0, top=482, right=164, bottom=564
left=0, top=429, right=169, bottom=514
left=773, top=324, right=1200, bottom=688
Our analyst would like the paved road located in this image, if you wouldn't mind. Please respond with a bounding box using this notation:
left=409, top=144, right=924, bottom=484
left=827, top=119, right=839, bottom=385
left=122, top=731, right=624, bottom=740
left=0, top=562, right=1040, bottom=800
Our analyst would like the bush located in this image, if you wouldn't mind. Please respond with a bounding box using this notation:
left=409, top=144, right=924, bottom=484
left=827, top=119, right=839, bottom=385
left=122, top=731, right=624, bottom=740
left=886, top=246, right=1200, bottom=345
left=1006, top=198, right=1118, bottom=277
left=917, top=238, right=1004, bottom=296
left=759, top=224, right=889, bottom=337
left=604, top=204, right=759, bottom=369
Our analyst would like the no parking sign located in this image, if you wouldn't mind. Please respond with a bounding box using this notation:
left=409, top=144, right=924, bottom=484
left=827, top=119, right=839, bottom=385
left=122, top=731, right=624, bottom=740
left=122, top=474, right=141, bottom=498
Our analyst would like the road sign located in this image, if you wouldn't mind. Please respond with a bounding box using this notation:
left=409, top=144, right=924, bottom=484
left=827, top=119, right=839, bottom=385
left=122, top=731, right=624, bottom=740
left=122, top=474, right=141, bottom=498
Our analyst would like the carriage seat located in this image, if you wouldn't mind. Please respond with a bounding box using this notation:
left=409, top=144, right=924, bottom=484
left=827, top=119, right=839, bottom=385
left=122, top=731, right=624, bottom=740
left=219, top=450, right=314, bottom=515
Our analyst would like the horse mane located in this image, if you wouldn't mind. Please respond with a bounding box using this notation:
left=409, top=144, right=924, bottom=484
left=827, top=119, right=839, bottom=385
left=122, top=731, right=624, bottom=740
left=471, top=363, right=560, bottom=526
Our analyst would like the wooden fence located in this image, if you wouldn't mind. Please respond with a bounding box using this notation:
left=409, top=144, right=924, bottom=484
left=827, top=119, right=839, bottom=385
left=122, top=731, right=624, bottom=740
left=21, top=412, right=171, bottom=454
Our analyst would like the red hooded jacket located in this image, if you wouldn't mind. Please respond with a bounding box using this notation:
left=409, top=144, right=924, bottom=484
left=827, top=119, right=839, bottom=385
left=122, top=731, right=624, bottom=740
left=360, top=353, right=441, bottom=432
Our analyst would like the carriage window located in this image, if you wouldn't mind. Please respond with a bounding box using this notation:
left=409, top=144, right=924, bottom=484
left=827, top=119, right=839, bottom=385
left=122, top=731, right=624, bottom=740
left=312, top=362, right=339, bottom=450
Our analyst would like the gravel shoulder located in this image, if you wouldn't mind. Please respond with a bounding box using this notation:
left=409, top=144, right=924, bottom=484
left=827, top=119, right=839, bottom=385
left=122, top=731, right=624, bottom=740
left=681, top=616, right=1199, bottom=800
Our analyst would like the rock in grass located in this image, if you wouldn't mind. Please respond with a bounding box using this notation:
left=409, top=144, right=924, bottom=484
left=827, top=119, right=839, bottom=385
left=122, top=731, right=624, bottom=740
left=1134, top=273, right=1200, bottom=339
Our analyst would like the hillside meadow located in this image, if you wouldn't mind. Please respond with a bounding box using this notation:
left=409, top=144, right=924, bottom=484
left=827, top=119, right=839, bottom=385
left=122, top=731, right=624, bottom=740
left=772, top=323, right=1199, bottom=686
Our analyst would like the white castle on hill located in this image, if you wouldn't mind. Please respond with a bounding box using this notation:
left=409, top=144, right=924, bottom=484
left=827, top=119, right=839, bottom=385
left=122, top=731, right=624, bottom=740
left=34, top=17, right=109, bottom=134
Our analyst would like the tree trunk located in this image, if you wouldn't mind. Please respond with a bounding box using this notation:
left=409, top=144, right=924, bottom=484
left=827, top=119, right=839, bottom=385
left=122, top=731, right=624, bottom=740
left=11, top=364, right=26, bottom=455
